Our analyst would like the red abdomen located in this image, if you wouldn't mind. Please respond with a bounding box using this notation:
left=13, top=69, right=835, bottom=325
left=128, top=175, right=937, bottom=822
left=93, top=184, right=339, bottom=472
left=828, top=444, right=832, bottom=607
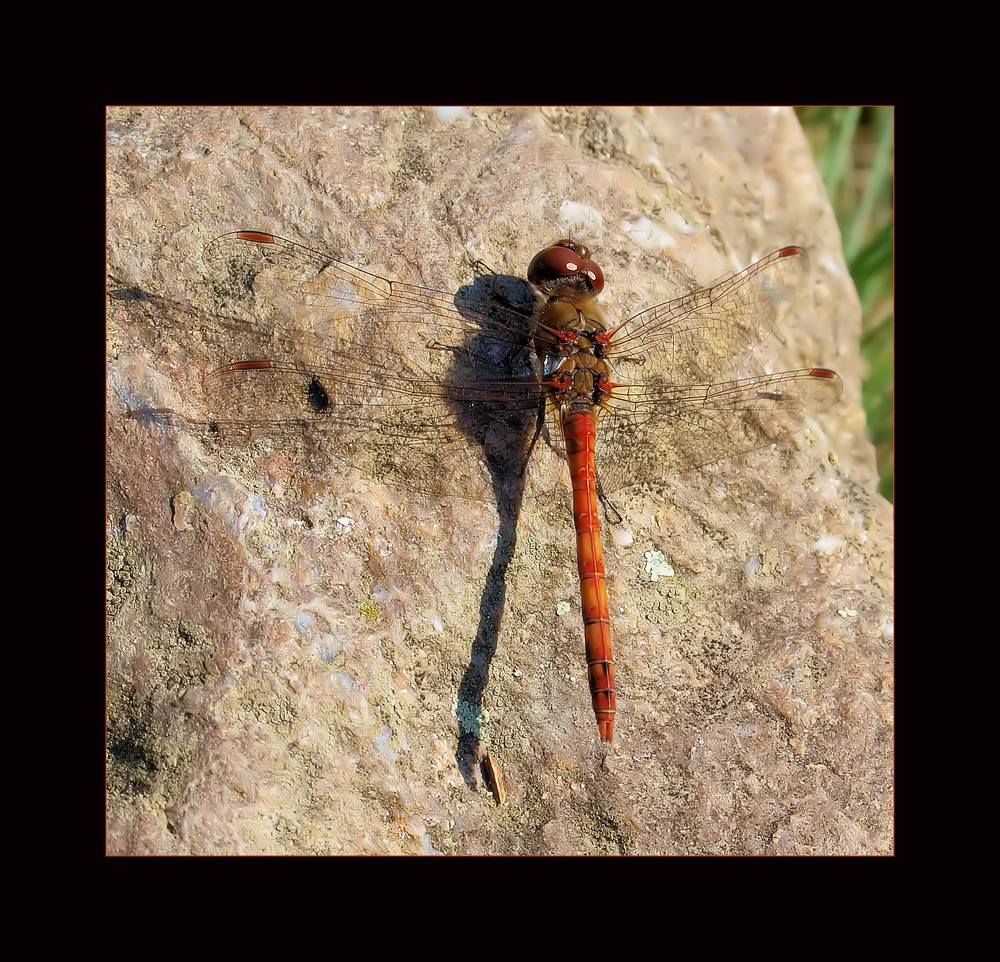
left=562, top=410, right=616, bottom=742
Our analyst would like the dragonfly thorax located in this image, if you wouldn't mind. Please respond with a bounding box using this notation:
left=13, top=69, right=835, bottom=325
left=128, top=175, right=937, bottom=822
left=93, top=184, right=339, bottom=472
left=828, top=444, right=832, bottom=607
left=536, top=294, right=609, bottom=335
left=546, top=354, right=616, bottom=417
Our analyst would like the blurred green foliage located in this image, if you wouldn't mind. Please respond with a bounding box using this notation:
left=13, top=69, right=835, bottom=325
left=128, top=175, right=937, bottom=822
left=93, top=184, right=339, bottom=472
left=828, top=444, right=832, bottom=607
left=796, top=106, right=894, bottom=502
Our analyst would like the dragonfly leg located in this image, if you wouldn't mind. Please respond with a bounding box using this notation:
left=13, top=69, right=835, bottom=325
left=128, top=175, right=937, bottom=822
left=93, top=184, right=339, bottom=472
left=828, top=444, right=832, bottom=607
left=596, top=473, right=623, bottom=525
left=520, top=395, right=547, bottom=477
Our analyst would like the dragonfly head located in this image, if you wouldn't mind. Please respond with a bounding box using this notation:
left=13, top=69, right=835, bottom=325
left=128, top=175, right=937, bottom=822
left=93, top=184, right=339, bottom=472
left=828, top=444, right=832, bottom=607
left=527, top=240, right=605, bottom=294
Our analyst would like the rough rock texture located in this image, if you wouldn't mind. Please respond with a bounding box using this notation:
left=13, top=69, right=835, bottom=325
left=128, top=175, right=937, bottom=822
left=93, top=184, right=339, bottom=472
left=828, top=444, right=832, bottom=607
left=107, top=106, right=892, bottom=855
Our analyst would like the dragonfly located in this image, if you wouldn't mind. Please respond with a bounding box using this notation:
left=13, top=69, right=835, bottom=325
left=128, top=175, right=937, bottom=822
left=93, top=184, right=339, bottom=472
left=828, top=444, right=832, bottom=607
left=136, top=231, right=842, bottom=743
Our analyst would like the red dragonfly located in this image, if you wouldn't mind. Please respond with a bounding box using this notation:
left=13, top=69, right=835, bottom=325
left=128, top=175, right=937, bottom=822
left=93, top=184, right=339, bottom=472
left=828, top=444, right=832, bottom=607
left=156, top=231, right=842, bottom=743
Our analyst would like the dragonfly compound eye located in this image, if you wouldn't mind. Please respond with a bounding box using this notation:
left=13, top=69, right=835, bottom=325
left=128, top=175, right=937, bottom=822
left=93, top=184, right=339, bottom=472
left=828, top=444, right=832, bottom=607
left=527, top=243, right=605, bottom=293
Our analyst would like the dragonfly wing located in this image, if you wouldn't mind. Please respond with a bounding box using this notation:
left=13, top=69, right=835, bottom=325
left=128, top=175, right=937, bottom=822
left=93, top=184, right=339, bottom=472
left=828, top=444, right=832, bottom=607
left=204, top=232, right=537, bottom=352
left=609, top=247, right=811, bottom=385
left=596, top=368, right=842, bottom=494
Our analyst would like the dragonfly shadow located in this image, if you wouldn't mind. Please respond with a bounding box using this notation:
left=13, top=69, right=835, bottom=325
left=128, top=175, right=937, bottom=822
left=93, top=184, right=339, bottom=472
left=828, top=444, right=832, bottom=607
left=447, top=271, right=541, bottom=785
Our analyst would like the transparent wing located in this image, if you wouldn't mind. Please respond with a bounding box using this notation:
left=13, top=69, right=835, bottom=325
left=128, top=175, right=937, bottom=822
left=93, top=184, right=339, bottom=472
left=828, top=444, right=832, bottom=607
left=593, top=246, right=841, bottom=491
left=203, top=232, right=539, bottom=356
left=596, top=368, right=842, bottom=493
left=607, top=246, right=810, bottom=384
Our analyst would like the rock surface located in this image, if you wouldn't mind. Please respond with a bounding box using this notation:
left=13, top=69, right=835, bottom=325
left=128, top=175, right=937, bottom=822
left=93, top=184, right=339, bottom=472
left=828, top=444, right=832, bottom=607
left=107, top=106, right=892, bottom=855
